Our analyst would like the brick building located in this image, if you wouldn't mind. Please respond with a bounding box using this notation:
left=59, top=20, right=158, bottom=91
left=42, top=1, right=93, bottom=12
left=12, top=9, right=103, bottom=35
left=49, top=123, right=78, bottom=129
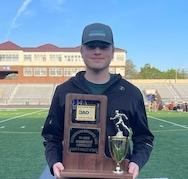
left=0, top=41, right=127, bottom=83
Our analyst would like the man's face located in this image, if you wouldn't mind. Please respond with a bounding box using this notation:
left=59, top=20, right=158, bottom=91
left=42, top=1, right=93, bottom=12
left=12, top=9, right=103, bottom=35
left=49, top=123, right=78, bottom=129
left=80, top=41, right=114, bottom=72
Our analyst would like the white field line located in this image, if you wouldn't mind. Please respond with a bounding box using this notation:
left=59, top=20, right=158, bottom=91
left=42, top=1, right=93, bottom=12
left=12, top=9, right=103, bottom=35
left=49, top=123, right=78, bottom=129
left=152, top=128, right=188, bottom=133
left=0, top=107, right=49, bottom=110
left=148, top=115, right=188, bottom=129
left=0, top=131, right=40, bottom=134
left=1, top=128, right=187, bottom=134
left=0, top=109, right=47, bottom=124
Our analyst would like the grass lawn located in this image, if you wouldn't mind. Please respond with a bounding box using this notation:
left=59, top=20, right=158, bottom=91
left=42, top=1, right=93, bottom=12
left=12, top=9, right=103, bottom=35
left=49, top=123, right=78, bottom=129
left=0, top=109, right=188, bottom=179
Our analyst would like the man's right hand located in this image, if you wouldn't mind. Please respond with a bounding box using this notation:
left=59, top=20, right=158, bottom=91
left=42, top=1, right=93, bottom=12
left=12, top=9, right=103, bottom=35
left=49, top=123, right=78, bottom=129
left=53, top=162, right=64, bottom=178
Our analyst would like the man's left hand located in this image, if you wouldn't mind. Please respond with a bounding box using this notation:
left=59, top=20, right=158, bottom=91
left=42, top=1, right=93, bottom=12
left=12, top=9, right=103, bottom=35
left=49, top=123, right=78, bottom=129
left=128, top=162, right=139, bottom=179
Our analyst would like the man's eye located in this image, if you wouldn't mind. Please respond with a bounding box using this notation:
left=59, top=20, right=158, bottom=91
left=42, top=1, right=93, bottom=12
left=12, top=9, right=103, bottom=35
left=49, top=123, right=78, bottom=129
left=87, top=45, right=96, bottom=49
left=100, top=45, right=109, bottom=49
left=86, top=45, right=109, bottom=50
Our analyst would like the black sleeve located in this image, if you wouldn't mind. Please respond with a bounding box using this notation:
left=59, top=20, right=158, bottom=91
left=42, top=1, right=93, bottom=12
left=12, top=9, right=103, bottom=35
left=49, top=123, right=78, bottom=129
left=130, top=91, right=154, bottom=169
left=41, top=86, right=65, bottom=175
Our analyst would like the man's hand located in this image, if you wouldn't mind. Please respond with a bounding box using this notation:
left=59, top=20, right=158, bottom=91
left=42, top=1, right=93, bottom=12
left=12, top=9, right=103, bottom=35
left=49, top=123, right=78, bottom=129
left=128, top=162, right=139, bottom=179
left=53, top=162, right=64, bottom=178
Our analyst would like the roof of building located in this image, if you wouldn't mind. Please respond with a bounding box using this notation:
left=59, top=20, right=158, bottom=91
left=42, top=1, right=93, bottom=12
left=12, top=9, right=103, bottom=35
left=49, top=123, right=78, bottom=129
left=0, top=41, right=22, bottom=50
left=0, top=41, right=125, bottom=52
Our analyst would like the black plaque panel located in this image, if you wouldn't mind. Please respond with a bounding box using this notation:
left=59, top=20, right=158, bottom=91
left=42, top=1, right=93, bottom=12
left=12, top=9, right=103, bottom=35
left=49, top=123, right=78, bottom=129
left=69, top=128, right=100, bottom=154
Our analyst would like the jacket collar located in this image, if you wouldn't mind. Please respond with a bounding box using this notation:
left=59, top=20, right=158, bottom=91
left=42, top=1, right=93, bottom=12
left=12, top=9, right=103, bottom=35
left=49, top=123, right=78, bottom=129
left=70, top=71, right=122, bottom=94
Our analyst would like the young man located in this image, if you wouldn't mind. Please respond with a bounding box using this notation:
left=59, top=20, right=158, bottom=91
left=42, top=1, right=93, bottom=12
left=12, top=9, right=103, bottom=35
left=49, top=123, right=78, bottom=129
left=42, top=23, right=154, bottom=179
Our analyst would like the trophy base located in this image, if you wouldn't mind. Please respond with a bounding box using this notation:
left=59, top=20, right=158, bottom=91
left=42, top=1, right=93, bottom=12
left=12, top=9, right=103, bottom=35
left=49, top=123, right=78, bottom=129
left=113, top=164, right=124, bottom=174
left=61, top=169, right=133, bottom=179
left=113, top=170, right=124, bottom=174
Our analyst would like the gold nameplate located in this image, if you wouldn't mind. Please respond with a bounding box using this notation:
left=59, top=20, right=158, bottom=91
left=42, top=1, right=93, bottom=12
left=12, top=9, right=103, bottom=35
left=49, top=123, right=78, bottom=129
left=76, top=105, right=96, bottom=121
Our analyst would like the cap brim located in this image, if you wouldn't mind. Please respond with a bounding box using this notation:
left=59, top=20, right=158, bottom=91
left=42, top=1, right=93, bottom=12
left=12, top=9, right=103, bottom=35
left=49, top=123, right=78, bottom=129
left=82, top=39, right=112, bottom=45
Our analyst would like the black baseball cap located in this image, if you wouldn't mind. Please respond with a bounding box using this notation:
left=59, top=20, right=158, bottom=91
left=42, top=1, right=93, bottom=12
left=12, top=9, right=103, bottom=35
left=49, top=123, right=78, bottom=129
left=82, top=23, right=114, bottom=45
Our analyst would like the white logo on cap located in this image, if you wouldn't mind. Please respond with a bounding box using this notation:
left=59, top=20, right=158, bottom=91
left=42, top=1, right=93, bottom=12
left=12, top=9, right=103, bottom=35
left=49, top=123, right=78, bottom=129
left=88, top=30, right=106, bottom=37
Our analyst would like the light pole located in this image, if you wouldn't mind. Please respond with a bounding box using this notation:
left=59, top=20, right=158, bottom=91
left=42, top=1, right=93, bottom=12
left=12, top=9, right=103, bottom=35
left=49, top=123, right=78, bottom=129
left=175, top=68, right=179, bottom=83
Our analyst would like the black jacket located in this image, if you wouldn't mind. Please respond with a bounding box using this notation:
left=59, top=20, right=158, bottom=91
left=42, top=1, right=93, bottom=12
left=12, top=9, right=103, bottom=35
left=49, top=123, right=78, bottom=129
left=42, top=71, right=154, bottom=174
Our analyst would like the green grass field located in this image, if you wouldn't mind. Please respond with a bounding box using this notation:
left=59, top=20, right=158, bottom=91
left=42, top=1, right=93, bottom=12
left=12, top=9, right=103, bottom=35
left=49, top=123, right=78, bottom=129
left=0, top=108, right=188, bottom=179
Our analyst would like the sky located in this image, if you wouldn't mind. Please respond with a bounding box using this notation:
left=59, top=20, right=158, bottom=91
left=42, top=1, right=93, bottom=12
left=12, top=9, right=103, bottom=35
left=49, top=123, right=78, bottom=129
left=0, top=0, right=188, bottom=71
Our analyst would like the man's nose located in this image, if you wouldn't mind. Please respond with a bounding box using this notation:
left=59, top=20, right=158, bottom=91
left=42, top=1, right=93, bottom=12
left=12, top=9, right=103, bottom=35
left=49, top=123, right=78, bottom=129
left=94, top=47, right=102, bottom=54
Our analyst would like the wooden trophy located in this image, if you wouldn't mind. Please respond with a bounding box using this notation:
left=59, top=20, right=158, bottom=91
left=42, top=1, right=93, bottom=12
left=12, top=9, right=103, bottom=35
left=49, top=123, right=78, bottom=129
left=61, top=93, right=132, bottom=179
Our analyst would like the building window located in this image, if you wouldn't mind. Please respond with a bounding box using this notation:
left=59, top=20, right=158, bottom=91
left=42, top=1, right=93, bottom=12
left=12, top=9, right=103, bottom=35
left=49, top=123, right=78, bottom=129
left=63, top=68, right=85, bottom=76
left=24, top=54, right=32, bottom=62
left=23, top=67, right=33, bottom=76
left=63, top=55, right=82, bottom=62
left=49, top=67, right=63, bottom=76
left=34, top=67, right=47, bottom=76
left=34, top=54, right=46, bottom=62
left=0, top=54, right=19, bottom=62
left=49, top=54, right=62, bottom=62
left=115, top=54, right=124, bottom=61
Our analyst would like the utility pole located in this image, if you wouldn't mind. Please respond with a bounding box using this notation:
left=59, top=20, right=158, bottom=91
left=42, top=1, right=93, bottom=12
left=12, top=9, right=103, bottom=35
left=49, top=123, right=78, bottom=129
left=175, top=69, right=177, bottom=83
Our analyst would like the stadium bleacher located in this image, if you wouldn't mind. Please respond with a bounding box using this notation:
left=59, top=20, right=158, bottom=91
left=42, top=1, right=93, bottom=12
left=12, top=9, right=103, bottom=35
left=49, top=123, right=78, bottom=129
left=0, top=84, right=55, bottom=106
left=134, top=82, right=182, bottom=102
left=0, top=84, right=16, bottom=104
left=0, top=80, right=188, bottom=106
left=133, top=80, right=188, bottom=102
left=173, top=83, right=188, bottom=99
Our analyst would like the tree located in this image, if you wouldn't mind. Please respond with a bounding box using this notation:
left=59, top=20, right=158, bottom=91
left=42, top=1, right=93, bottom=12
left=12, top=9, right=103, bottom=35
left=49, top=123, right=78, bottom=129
left=125, top=61, right=188, bottom=79
left=124, top=59, right=138, bottom=79
left=138, top=64, right=162, bottom=79
left=163, top=69, right=177, bottom=79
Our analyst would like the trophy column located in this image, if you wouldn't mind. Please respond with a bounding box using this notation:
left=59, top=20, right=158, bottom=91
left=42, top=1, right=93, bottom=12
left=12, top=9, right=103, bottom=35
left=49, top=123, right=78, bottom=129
left=61, top=93, right=133, bottom=179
